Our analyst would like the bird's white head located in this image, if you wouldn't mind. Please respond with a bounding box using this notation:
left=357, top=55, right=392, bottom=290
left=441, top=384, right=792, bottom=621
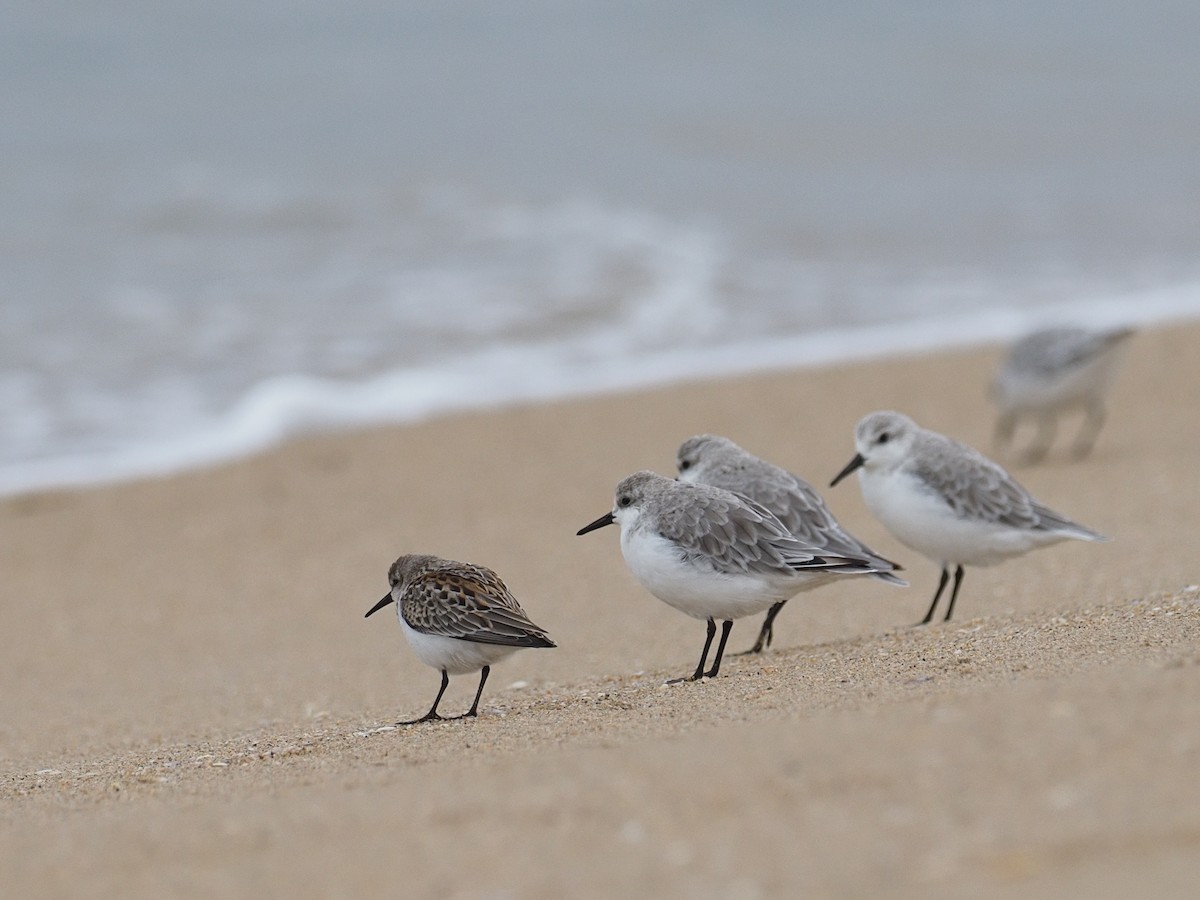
left=830, top=411, right=919, bottom=486
left=577, top=470, right=672, bottom=536
left=855, top=411, right=918, bottom=468
left=675, top=434, right=741, bottom=484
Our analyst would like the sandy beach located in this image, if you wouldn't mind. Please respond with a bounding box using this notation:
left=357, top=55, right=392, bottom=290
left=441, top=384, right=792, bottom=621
left=2, top=322, right=1198, bottom=898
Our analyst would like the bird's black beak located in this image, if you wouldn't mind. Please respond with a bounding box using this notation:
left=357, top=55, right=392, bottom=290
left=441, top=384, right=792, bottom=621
left=576, top=511, right=615, bottom=536
left=830, top=453, right=865, bottom=488
left=365, top=592, right=394, bottom=618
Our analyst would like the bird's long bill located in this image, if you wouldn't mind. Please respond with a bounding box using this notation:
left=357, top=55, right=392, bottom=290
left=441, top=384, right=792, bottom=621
left=364, top=593, right=394, bottom=618
left=830, top=453, right=865, bottom=487
left=576, top=511, right=615, bottom=536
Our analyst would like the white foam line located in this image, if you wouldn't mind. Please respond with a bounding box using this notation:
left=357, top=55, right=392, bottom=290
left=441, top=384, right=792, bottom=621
left=2, top=285, right=1198, bottom=498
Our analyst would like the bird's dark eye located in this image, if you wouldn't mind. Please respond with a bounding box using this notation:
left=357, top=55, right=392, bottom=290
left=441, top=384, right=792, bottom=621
left=618, top=494, right=633, bottom=508
left=878, top=432, right=890, bottom=445
left=679, top=460, right=691, bottom=471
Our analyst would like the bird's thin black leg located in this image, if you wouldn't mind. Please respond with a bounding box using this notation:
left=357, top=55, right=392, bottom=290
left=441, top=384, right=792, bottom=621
left=704, top=619, right=735, bottom=679
left=994, top=411, right=1017, bottom=452
left=942, top=565, right=966, bottom=622
left=918, top=568, right=950, bottom=626
left=399, top=669, right=449, bottom=725
left=461, top=665, right=490, bottom=718
left=1071, top=400, right=1105, bottom=459
left=1021, top=414, right=1056, bottom=464
left=669, top=617, right=717, bottom=683
left=736, top=601, right=786, bottom=655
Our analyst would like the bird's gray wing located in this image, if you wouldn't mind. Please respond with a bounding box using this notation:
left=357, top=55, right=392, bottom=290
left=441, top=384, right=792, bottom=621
left=719, top=467, right=903, bottom=576
left=1010, top=328, right=1132, bottom=378
left=659, top=489, right=886, bottom=578
left=912, top=435, right=1089, bottom=534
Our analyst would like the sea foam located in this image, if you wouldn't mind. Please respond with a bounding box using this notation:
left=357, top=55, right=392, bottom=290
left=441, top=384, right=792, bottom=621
left=2, top=281, right=1196, bottom=498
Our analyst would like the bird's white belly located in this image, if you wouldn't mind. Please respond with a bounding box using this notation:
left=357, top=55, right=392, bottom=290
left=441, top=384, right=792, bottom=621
left=620, top=527, right=787, bottom=620
left=399, top=615, right=517, bottom=674
left=859, top=470, right=1062, bottom=567
left=1003, top=353, right=1116, bottom=413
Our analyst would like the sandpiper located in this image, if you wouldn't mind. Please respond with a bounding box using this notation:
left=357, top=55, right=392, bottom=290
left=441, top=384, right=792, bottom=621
left=365, top=554, right=555, bottom=723
left=577, top=470, right=895, bottom=682
left=676, top=433, right=904, bottom=653
left=831, top=411, right=1107, bottom=625
left=991, top=326, right=1134, bottom=463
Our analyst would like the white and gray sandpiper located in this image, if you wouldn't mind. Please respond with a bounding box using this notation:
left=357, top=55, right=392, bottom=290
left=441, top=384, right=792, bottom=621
left=365, top=554, right=556, bottom=724
left=676, top=434, right=905, bottom=654
left=831, top=411, right=1108, bottom=625
left=990, top=325, right=1134, bottom=463
left=577, top=470, right=899, bottom=682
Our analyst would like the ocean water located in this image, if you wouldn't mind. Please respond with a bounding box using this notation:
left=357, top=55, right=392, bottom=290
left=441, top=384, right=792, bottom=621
left=3, top=0, right=1199, bottom=495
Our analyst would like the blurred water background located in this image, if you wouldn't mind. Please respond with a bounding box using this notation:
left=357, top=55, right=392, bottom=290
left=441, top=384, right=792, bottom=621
left=3, top=0, right=1198, bottom=494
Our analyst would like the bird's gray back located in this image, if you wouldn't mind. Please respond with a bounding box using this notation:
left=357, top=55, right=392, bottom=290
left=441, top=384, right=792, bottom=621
left=1004, top=327, right=1132, bottom=380
left=910, top=429, right=1102, bottom=537
left=647, top=481, right=887, bottom=580
left=697, top=453, right=898, bottom=570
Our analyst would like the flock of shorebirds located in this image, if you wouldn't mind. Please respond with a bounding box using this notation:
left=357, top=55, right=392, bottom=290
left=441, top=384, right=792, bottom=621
left=366, top=325, right=1134, bottom=724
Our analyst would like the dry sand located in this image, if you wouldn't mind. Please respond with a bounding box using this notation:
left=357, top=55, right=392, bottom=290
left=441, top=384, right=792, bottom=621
left=2, top=322, right=1198, bottom=898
